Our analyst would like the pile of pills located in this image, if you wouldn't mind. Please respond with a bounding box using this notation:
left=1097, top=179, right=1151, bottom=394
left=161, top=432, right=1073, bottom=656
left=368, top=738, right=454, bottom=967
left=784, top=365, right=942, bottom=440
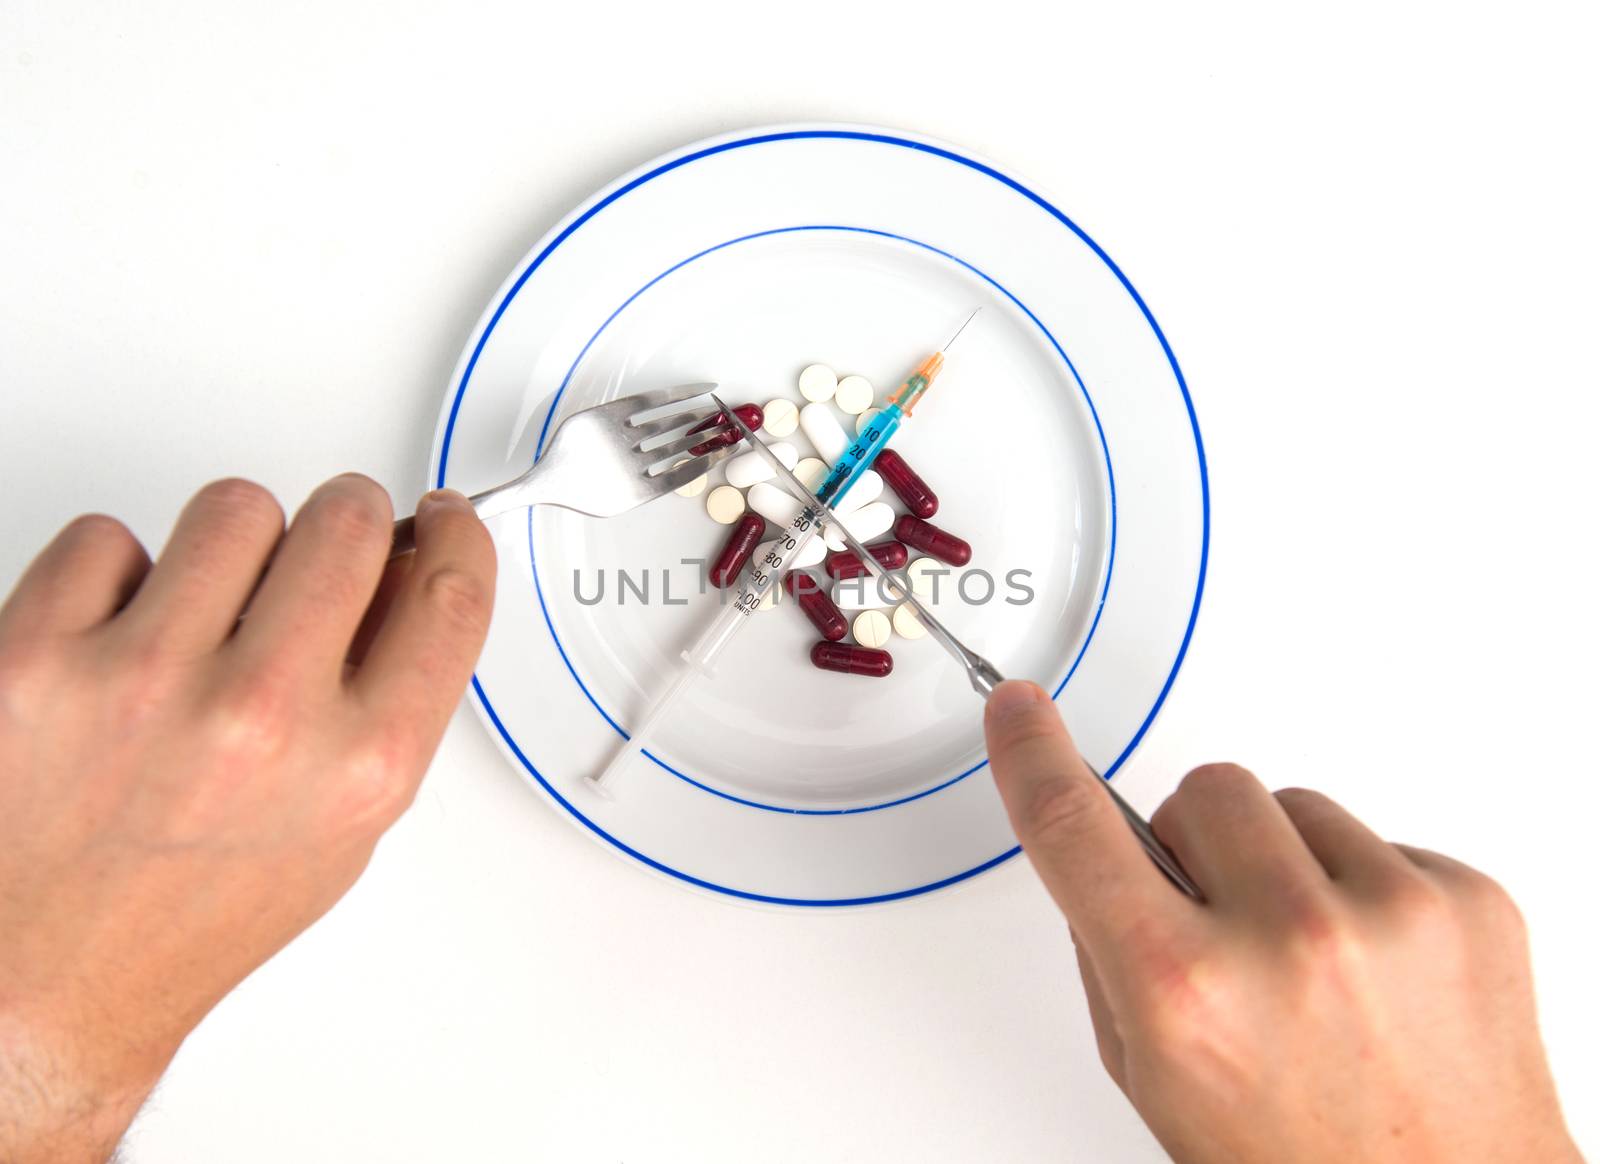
left=685, top=364, right=975, bottom=678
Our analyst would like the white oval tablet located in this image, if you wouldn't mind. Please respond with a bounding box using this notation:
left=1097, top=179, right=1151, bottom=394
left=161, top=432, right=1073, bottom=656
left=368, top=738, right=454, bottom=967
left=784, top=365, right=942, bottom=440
left=705, top=485, right=746, bottom=524
left=672, top=459, right=708, bottom=497
left=834, top=375, right=874, bottom=415
left=832, top=469, right=883, bottom=517
left=799, top=402, right=849, bottom=463
left=892, top=603, right=927, bottom=640
left=793, top=457, right=828, bottom=491
left=756, top=587, right=778, bottom=611
left=853, top=609, right=892, bottom=649
left=797, top=364, right=837, bottom=403
left=855, top=408, right=882, bottom=436
left=762, top=397, right=799, bottom=438
left=723, top=441, right=799, bottom=489
left=745, top=481, right=805, bottom=528
left=823, top=499, right=894, bottom=551
left=754, top=535, right=825, bottom=570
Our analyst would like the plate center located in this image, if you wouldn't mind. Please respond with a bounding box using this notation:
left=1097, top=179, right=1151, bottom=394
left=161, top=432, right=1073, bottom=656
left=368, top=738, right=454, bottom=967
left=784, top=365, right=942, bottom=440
left=531, top=228, right=1111, bottom=809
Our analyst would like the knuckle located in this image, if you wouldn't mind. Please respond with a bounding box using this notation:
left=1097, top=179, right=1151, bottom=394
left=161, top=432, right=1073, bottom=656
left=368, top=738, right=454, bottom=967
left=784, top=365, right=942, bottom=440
left=101, top=634, right=192, bottom=728
left=1377, top=869, right=1452, bottom=928
left=1128, top=943, right=1221, bottom=1049
left=1456, top=869, right=1526, bottom=936
left=205, top=674, right=296, bottom=765
left=333, top=735, right=419, bottom=827
left=59, top=512, right=136, bottom=552
left=1021, top=774, right=1108, bottom=852
left=0, top=640, right=58, bottom=720
left=1272, top=785, right=1332, bottom=814
left=1282, top=883, right=1352, bottom=949
left=422, top=566, right=492, bottom=634
left=1271, top=889, right=1372, bottom=995
left=1149, top=792, right=1182, bottom=840
left=195, top=477, right=284, bottom=529
left=308, top=480, right=390, bottom=544
left=989, top=707, right=1064, bottom=754
left=1179, top=762, right=1259, bottom=802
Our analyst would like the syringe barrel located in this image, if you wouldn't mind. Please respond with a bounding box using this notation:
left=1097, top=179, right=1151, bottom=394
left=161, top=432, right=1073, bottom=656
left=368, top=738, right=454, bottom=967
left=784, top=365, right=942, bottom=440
left=682, top=521, right=825, bottom=672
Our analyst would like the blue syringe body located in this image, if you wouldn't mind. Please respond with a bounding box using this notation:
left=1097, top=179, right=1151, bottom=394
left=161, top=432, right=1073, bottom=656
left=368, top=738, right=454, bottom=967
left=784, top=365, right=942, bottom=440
left=815, top=404, right=904, bottom=506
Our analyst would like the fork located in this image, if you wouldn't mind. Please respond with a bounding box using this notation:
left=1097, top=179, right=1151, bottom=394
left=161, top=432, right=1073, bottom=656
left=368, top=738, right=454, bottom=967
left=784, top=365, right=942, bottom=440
left=389, top=382, right=733, bottom=557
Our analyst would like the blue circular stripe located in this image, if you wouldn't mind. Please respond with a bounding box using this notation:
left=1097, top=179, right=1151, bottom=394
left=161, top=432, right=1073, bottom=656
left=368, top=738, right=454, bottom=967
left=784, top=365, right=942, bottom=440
left=437, top=129, right=1209, bottom=905
left=526, top=224, right=1114, bottom=814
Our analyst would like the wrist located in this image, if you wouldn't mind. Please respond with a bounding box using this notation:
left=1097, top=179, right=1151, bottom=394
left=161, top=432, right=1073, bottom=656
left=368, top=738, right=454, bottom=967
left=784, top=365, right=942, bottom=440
left=0, top=1007, right=169, bottom=1164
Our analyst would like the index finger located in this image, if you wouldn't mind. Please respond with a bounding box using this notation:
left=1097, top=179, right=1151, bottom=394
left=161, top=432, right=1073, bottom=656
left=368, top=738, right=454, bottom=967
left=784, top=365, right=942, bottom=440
left=985, top=681, right=1192, bottom=964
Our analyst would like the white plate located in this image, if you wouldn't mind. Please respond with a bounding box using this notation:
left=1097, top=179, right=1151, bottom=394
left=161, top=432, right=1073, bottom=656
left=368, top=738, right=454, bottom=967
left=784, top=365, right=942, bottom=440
left=428, top=125, right=1208, bottom=906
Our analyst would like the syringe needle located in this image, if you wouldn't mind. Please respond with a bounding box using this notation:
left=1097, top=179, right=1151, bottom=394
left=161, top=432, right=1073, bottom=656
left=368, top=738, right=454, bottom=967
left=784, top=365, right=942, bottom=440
left=941, top=307, right=982, bottom=352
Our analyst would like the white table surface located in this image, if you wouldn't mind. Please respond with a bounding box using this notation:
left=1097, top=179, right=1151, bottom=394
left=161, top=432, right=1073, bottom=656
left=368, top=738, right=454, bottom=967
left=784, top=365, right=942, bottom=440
left=4, top=3, right=1596, bottom=1160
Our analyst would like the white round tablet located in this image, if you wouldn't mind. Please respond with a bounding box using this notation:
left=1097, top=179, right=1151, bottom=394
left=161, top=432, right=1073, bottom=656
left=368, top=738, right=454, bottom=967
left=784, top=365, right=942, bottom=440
left=855, top=408, right=881, bottom=435
left=762, top=397, right=799, bottom=438
left=834, top=375, right=874, bottom=415
left=672, top=459, right=707, bottom=497
left=797, top=364, right=837, bottom=403
left=852, top=609, right=892, bottom=649
left=905, top=556, right=952, bottom=599
left=793, top=457, right=828, bottom=491
left=705, top=485, right=746, bottom=524
left=892, top=603, right=927, bottom=640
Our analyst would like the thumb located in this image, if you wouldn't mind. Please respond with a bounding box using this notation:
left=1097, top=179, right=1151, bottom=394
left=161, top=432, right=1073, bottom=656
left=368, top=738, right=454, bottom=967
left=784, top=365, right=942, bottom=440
left=985, top=681, right=1174, bottom=955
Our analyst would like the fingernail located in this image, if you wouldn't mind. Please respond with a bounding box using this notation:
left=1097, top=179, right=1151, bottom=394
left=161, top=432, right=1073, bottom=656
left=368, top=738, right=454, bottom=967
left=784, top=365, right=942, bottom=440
left=986, top=680, right=1047, bottom=721
left=419, top=488, right=471, bottom=511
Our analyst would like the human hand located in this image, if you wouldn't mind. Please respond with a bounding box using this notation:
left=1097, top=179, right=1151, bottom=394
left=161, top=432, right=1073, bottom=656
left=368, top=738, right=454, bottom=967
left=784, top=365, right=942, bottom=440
left=0, top=476, right=495, bottom=1164
left=983, top=680, right=1580, bottom=1164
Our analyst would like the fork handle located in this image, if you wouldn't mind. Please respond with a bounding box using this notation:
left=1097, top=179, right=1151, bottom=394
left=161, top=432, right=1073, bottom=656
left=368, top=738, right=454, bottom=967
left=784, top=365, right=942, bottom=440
left=388, top=475, right=547, bottom=559
left=389, top=514, right=420, bottom=558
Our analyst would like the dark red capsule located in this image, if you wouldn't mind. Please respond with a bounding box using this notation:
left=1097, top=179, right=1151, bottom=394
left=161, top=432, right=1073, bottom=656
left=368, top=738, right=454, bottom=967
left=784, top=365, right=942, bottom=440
left=893, top=514, right=971, bottom=567
left=687, top=402, right=764, bottom=456
left=785, top=572, right=848, bottom=641
left=710, top=513, right=766, bottom=589
left=810, top=640, right=893, bottom=677
left=873, top=449, right=939, bottom=519
left=823, top=539, right=909, bottom=580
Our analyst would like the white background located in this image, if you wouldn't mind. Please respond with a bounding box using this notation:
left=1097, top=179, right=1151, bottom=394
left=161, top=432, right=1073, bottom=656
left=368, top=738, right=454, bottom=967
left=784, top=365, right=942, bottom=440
left=3, top=2, right=1596, bottom=1160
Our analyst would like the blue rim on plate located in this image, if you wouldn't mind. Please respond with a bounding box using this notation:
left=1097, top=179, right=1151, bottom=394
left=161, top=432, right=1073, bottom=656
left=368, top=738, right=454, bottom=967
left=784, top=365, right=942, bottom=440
left=436, top=128, right=1210, bottom=906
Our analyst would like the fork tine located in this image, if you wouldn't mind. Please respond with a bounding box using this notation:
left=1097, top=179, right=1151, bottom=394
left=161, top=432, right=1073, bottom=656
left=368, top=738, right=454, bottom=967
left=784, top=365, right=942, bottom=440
left=629, top=408, right=718, bottom=445
left=613, top=382, right=717, bottom=421
left=653, top=444, right=737, bottom=491
left=643, top=424, right=736, bottom=462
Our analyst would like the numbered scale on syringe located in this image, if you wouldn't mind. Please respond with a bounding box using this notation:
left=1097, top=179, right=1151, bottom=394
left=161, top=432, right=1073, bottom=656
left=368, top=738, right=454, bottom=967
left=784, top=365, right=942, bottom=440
left=732, top=506, right=819, bottom=615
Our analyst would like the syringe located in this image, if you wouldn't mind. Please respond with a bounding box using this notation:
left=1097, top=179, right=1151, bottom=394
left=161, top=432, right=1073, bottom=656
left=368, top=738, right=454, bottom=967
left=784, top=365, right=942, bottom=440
left=588, top=309, right=979, bottom=792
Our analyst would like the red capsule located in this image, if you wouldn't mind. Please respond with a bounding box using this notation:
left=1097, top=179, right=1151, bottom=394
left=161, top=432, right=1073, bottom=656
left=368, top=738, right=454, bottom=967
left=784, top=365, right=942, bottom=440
left=810, top=641, right=893, bottom=677
left=823, top=539, right=909, bottom=580
left=785, top=572, right=848, bottom=641
left=874, top=450, right=939, bottom=519
left=894, top=514, right=971, bottom=566
left=710, top=513, right=766, bottom=588
left=687, top=402, right=764, bottom=456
